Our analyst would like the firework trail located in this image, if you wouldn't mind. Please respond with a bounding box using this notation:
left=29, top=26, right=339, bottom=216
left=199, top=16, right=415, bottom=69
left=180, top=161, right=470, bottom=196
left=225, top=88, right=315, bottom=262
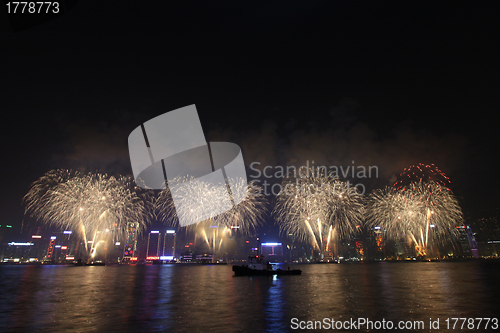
left=273, top=170, right=364, bottom=257
left=24, top=170, right=148, bottom=259
left=367, top=181, right=463, bottom=256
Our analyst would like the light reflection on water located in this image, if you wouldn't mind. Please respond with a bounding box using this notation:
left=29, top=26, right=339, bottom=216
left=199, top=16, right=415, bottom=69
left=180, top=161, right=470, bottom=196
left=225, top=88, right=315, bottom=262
left=0, top=262, right=499, bottom=332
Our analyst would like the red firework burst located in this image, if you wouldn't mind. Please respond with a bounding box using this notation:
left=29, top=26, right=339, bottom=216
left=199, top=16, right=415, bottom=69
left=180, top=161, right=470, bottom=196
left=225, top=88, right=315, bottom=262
left=394, top=163, right=451, bottom=190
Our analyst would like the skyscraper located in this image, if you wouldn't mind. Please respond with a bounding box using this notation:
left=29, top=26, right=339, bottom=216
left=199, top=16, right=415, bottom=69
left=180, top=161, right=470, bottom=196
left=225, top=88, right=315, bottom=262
left=122, top=222, right=139, bottom=262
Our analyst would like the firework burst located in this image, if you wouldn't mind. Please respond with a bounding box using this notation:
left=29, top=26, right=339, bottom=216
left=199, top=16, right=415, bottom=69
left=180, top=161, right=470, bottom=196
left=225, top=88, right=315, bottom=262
left=394, top=163, right=451, bottom=190
left=273, top=170, right=364, bottom=257
left=23, top=170, right=148, bottom=259
left=367, top=181, right=463, bottom=257
left=154, top=176, right=267, bottom=259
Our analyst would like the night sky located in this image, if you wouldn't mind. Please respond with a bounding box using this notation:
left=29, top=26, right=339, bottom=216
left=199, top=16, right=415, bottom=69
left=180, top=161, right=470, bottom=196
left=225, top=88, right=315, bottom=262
left=1, top=1, right=499, bottom=241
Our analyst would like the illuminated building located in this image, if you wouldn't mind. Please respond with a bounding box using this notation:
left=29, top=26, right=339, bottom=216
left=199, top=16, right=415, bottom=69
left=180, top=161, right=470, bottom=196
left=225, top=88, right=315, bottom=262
left=471, top=217, right=500, bottom=257
left=145, top=229, right=177, bottom=262
left=45, top=236, right=56, bottom=261
left=366, top=226, right=385, bottom=260
left=260, top=242, right=283, bottom=260
left=485, top=240, right=500, bottom=257
left=51, top=231, right=74, bottom=263
left=286, top=233, right=299, bottom=261
left=0, top=225, right=13, bottom=259
left=163, top=230, right=176, bottom=258
left=123, top=222, right=139, bottom=262
left=195, top=254, right=213, bottom=263
left=341, top=235, right=364, bottom=261
left=61, top=230, right=75, bottom=258
left=355, top=240, right=364, bottom=258
left=2, top=242, right=36, bottom=262
left=393, top=238, right=413, bottom=259
left=456, top=225, right=479, bottom=258
left=146, top=230, right=161, bottom=261
left=373, top=227, right=384, bottom=252
left=29, top=231, right=46, bottom=261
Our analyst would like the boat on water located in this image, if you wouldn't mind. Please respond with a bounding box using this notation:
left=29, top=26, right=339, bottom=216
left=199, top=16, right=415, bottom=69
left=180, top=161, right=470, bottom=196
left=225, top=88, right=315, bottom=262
left=74, top=259, right=105, bottom=266
left=232, top=255, right=301, bottom=276
left=88, top=261, right=106, bottom=266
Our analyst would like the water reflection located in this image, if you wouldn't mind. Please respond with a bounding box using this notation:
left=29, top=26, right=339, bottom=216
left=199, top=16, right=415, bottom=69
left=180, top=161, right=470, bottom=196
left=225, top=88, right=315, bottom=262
left=152, top=266, right=174, bottom=331
left=264, top=274, right=286, bottom=332
left=0, top=262, right=499, bottom=332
